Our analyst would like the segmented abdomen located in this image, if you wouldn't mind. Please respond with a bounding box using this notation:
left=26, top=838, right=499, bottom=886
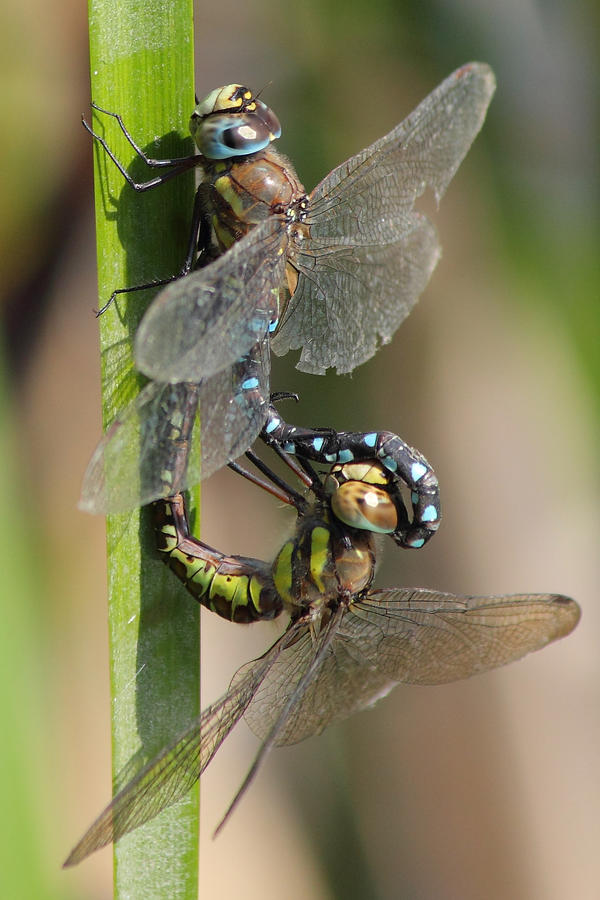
left=152, top=494, right=283, bottom=623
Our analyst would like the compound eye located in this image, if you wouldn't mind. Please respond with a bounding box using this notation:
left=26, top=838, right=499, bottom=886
left=193, top=113, right=274, bottom=158
left=330, top=481, right=398, bottom=534
left=254, top=99, right=281, bottom=140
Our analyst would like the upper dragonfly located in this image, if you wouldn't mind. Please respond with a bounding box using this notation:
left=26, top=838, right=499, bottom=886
left=81, top=63, right=495, bottom=514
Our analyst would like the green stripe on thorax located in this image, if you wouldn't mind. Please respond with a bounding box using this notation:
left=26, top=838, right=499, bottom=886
left=272, top=539, right=294, bottom=605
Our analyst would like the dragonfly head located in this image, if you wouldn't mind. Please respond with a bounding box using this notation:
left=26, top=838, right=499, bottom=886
left=324, top=461, right=406, bottom=535
left=190, top=85, right=281, bottom=159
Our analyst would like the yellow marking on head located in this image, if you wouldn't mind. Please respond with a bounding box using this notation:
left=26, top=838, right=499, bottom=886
left=334, top=461, right=389, bottom=486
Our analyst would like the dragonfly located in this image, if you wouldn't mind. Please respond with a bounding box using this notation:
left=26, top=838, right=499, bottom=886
left=80, top=63, right=496, bottom=515
left=64, top=443, right=580, bottom=864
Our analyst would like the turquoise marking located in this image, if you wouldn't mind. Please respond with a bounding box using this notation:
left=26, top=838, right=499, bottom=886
left=325, top=453, right=336, bottom=463
left=411, top=462, right=427, bottom=482
left=283, top=442, right=296, bottom=453
left=241, top=377, right=259, bottom=391
left=312, top=437, right=325, bottom=452
left=268, top=318, right=279, bottom=333
left=265, top=416, right=280, bottom=434
left=422, top=505, right=438, bottom=522
left=364, top=433, right=377, bottom=448
left=409, top=538, right=425, bottom=548
left=411, top=492, right=418, bottom=505
left=337, top=449, right=354, bottom=463
left=382, top=456, right=398, bottom=473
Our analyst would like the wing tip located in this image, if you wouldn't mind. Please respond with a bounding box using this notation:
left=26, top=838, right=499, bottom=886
left=454, top=61, right=497, bottom=96
left=549, top=593, right=581, bottom=639
left=62, top=829, right=109, bottom=868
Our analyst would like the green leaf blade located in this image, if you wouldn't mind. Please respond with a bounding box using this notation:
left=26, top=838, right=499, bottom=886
left=86, top=0, right=199, bottom=896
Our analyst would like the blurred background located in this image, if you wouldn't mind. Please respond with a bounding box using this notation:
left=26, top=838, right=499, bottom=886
left=2, top=0, right=598, bottom=897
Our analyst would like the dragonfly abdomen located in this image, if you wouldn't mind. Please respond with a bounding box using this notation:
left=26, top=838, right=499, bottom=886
left=262, top=407, right=441, bottom=550
left=153, top=495, right=283, bottom=623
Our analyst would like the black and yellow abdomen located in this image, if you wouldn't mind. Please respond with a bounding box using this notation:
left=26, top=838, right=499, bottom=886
left=152, top=495, right=282, bottom=623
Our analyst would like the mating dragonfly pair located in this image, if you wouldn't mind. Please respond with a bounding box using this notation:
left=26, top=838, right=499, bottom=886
left=65, top=64, right=579, bottom=864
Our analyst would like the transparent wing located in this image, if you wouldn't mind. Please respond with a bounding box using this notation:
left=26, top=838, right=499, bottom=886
left=244, top=589, right=579, bottom=745
left=79, top=340, right=271, bottom=514
left=281, top=220, right=439, bottom=375
left=63, top=589, right=578, bottom=863
left=63, top=625, right=295, bottom=866
left=134, top=217, right=288, bottom=382
left=273, top=62, right=496, bottom=374
left=195, top=339, right=271, bottom=487
left=63, top=717, right=201, bottom=867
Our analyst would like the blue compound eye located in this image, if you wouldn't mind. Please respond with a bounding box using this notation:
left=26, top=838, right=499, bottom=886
left=330, top=481, right=398, bottom=534
left=190, top=92, right=281, bottom=159
left=211, top=116, right=271, bottom=158
left=192, top=111, right=281, bottom=159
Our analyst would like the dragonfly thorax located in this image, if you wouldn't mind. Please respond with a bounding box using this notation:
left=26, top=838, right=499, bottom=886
left=208, top=148, right=306, bottom=251
left=271, top=506, right=376, bottom=615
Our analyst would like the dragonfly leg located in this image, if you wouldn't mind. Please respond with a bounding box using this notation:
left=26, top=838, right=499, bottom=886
left=228, top=455, right=309, bottom=511
left=86, top=103, right=202, bottom=175
left=95, top=183, right=211, bottom=316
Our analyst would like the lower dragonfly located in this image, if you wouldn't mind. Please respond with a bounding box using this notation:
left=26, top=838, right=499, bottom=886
left=64, top=443, right=580, bottom=865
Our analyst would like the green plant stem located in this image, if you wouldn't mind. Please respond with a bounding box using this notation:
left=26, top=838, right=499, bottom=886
left=86, top=0, right=199, bottom=896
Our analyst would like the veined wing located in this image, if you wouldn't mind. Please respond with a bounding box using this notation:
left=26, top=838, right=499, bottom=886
left=273, top=62, right=496, bottom=374
left=244, top=589, right=579, bottom=744
left=63, top=590, right=578, bottom=863
left=215, top=606, right=345, bottom=835
left=79, top=340, right=270, bottom=514
left=134, top=216, right=288, bottom=383
left=63, top=623, right=296, bottom=867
